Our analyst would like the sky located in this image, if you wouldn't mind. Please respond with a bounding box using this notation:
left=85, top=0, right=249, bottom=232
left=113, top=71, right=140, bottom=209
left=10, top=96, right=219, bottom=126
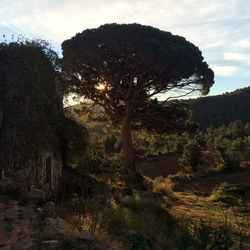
left=0, top=0, right=250, bottom=96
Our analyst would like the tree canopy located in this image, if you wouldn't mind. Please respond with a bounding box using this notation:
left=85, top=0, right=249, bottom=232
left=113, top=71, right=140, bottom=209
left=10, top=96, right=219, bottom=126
left=62, top=23, right=214, bottom=173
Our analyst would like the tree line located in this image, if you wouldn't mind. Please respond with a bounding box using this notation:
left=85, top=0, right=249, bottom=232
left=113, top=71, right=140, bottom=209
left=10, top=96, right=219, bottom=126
left=188, top=87, right=250, bottom=130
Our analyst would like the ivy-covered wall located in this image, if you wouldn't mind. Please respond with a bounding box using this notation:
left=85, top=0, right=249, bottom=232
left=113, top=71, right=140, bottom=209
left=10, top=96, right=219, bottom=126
left=0, top=42, right=64, bottom=192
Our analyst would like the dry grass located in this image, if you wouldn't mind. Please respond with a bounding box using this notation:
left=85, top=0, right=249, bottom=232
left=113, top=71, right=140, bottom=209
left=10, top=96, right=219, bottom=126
left=152, top=176, right=171, bottom=195
left=169, top=191, right=250, bottom=250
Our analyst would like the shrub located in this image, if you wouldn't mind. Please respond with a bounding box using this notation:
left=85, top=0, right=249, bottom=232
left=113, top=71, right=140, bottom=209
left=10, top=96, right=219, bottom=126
left=215, top=146, right=242, bottom=173
left=210, top=182, right=250, bottom=206
left=108, top=153, right=124, bottom=171
left=152, top=176, right=170, bottom=195
left=120, top=231, right=153, bottom=250
left=104, top=134, right=118, bottom=154
left=179, top=141, right=203, bottom=173
left=135, top=147, right=147, bottom=157
left=57, top=194, right=194, bottom=249
left=192, top=219, right=233, bottom=250
left=167, top=172, right=193, bottom=191
left=79, top=146, right=109, bottom=174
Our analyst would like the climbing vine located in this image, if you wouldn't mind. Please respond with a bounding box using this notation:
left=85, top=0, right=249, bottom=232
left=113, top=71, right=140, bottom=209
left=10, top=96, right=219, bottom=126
left=0, top=40, right=87, bottom=180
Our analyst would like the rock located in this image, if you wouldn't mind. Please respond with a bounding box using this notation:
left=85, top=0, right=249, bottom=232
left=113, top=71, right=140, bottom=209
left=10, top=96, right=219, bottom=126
left=0, top=178, right=17, bottom=194
left=0, top=178, right=13, bottom=188
left=25, top=188, right=46, bottom=200
left=121, top=195, right=133, bottom=205
left=42, top=217, right=77, bottom=239
left=139, top=190, right=163, bottom=200
left=36, top=207, right=45, bottom=221
left=42, top=239, right=59, bottom=243
left=112, top=189, right=122, bottom=202
left=43, top=202, right=57, bottom=218
left=0, top=246, right=11, bottom=250
left=73, top=231, right=95, bottom=241
left=42, top=240, right=59, bottom=250
left=40, top=217, right=106, bottom=249
left=62, top=232, right=103, bottom=250
left=37, top=207, right=111, bottom=250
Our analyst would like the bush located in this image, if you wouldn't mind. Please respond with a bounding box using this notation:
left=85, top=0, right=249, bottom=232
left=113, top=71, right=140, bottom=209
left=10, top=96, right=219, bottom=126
left=120, top=231, right=153, bottom=250
left=167, top=172, right=193, bottom=191
left=108, top=153, right=124, bottom=171
left=210, top=182, right=250, bottom=206
left=78, top=145, right=124, bottom=174
left=57, top=194, right=195, bottom=250
left=135, top=147, right=147, bottom=157
left=179, top=141, right=203, bottom=173
left=192, top=219, right=233, bottom=250
left=104, top=134, right=118, bottom=154
left=214, top=147, right=241, bottom=173
left=152, top=176, right=170, bottom=195
left=79, top=146, right=109, bottom=174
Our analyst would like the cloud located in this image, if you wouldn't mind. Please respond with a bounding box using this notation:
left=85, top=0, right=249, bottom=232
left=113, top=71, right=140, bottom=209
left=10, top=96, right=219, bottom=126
left=0, top=0, right=249, bottom=94
left=211, top=65, right=239, bottom=76
left=224, top=52, right=250, bottom=62
left=0, top=0, right=249, bottom=45
left=233, top=38, right=250, bottom=48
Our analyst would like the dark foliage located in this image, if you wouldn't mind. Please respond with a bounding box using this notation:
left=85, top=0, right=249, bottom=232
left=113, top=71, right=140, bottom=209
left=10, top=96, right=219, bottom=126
left=62, top=23, right=214, bottom=128
left=0, top=41, right=62, bottom=172
left=188, top=87, right=250, bottom=130
left=62, top=23, right=214, bottom=172
left=0, top=41, right=87, bottom=176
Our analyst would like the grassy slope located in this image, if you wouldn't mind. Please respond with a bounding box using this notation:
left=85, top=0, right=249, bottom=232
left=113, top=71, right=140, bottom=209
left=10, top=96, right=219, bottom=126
left=139, top=154, right=250, bottom=249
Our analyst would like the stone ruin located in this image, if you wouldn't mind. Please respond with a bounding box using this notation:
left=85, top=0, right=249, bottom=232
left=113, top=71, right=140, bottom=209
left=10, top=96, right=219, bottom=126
left=0, top=42, right=64, bottom=196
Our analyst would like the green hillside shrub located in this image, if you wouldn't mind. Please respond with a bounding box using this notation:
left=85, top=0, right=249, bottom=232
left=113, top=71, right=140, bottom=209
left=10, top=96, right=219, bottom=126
left=120, top=231, right=153, bottom=250
left=210, top=182, right=250, bottom=206
left=192, top=219, right=233, bottom=250
left=179, top=141, right=204, bottom=173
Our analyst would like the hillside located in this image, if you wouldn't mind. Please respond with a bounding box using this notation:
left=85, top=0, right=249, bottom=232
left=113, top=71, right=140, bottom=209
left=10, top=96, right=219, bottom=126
left=188, top=86, right=250, bottom=130
left=67, top=86, right=250, bottom=132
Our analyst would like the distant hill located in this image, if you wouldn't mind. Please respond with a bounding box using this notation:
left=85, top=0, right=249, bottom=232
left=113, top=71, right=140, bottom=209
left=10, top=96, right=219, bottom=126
left=66, top=86, right=250, bottom=132
left=188, top=86, right=250, bottom=130
left=65, top=103, right=111, bottom=135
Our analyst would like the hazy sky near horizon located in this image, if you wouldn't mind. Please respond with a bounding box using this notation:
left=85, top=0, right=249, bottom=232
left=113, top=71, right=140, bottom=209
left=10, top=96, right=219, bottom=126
left=0, top=0, right=250, bottom=96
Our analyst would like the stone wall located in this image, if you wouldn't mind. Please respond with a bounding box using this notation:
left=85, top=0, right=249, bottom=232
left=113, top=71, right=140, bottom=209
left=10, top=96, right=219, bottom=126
left=1, top=150, right=62, bottom=195
left=0, top=43, right=64, bottom=196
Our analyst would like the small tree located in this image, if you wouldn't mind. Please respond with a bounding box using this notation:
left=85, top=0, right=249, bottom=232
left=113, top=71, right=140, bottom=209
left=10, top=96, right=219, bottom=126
left=62, top=24, right=214, bottom=175
left=104, top=134, right=117, bottom=154
left=226, top=120, right=244, bottom=139
left=179, top=140, right=203, bottom=172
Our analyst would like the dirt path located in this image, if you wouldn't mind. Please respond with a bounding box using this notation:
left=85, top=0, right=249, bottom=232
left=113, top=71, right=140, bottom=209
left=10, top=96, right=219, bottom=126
left=180, top=170, right=250, bottom=196
left=0, top=197, right=38, bottom=250
left=140, top=154, right=250, bottom=195
left=139, top=154, right=181, bottom=178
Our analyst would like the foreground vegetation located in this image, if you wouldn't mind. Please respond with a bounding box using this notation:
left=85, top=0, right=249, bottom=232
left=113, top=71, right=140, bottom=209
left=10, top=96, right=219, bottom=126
left=55, top=113, right=250, bottom=249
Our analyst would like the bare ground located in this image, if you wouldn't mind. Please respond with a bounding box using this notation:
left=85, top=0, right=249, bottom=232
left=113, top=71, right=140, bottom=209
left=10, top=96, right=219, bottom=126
left=0, top=197, right=38, bottom=249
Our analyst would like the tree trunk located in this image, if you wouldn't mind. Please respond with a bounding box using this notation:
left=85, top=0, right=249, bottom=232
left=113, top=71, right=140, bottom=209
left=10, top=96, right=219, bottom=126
left=121, top=101, right=136, bottom=174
